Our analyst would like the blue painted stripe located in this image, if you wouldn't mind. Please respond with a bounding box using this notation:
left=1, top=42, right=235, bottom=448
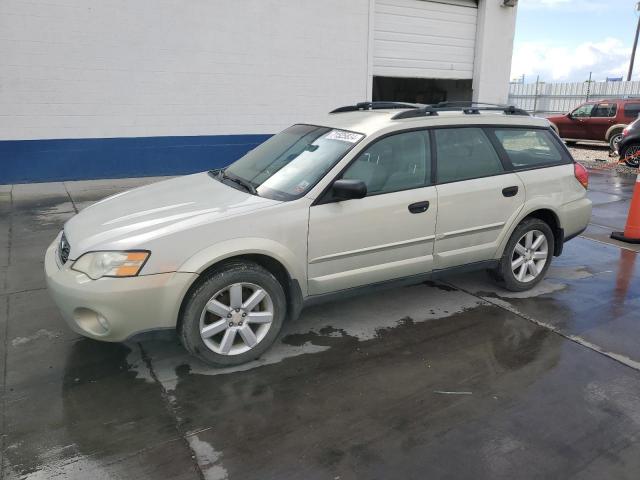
left=0, top=134, right=272, bottom=184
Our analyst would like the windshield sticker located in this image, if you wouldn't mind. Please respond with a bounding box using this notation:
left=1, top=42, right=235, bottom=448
left=293, top=180, right=310, bottom=193
left=325, top=130, right=364, bottom=143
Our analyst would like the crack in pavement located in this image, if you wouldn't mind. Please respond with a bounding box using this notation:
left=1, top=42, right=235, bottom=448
left=137, top=342, right=206, bottom=480
left=62, top=182, right=79, bottom=214
left=0, top=287, right=48, bottom=299
left=1, top=185, right=13, bottom=480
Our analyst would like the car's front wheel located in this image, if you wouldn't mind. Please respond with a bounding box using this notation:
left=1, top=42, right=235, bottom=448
left=494, top=218, right=554, bottom=292
left=620, top=143, right=640, bottom=168
left=179, top=261, right=286, bottom=366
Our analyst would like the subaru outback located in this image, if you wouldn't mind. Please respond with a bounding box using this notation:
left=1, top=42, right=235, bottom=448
left=45, top=102, right=592, bottom=366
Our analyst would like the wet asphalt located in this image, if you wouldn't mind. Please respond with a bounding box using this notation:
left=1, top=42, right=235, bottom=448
left=1, top=168, right=639, bottom=479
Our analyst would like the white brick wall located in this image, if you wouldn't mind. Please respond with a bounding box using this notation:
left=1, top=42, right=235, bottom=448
left=0, top=0, right=370, bottom=140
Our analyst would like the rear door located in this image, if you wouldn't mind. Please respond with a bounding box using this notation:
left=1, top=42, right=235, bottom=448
left=307, top=130, right=437, bottom=295
left=587, top=102, right=617, bottom=140
left=433, top=127, right=525, bottom=269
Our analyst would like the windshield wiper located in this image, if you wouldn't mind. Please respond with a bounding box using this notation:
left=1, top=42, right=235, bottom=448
left=217, top=169, right=257, bottom=195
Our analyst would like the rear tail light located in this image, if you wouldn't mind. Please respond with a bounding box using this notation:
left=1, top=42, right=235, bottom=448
left=574, top=162, right=589, bottom=189
left=623, top=127, right=630, bottom=137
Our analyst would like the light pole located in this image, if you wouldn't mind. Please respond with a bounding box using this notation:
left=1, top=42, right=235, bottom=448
left=627, top=1, right=640, bottom=81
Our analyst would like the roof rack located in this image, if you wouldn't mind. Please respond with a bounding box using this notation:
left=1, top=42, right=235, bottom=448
left=330, top=101, right=420, bottom=113
left=392, top=102, right=530, bottom=119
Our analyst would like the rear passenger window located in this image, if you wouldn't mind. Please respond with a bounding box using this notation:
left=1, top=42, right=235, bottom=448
left=591, top=103, right=616, bottom=117
left=493, top=129, right=564, bottom=169
left=624, top=103, right=640, bottom=119
left=435, top=128, right=503, bottom=183
left=342, top=130, right=430, bottom=195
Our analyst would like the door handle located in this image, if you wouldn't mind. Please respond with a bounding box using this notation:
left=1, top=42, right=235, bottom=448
left=408, top=201, right=430, bottom=214
left=502, top=186, right=519, bottom=197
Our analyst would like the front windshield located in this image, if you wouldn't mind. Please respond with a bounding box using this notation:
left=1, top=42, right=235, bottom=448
left=222, top=124, right=364, bottom=200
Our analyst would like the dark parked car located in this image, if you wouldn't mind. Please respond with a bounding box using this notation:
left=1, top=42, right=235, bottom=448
left=547, top=98, right=640, bottom=150
left=616, top=117, right=640, bottom=167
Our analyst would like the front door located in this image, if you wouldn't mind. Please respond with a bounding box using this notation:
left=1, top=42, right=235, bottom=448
left=307, top=130, right=437, bottom=295
left=562, top=103, right=593, bottom=139
left=432, top=127, right=525, bottom=269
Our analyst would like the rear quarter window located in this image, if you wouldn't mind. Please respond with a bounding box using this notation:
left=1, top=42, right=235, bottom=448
left=492, top=129, right=567, bottom=169
left=623, top=103, right=640, bottom=119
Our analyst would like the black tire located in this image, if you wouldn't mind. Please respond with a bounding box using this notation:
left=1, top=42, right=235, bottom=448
left=564, top=140, right=577, bottom=146
left=608, top=131, right=623, bottom=151
left=179, top=260, right=286, bottom=367
left=494, top=218, right=555, bottom=292
left=620, top=144, right=640, bottom=168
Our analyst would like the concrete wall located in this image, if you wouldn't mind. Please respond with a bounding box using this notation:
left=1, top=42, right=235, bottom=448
left=472, top=0, right=518, bottom=104
left=0, top=0, right=518, bottom=183
left=0, top=0, right=370, bottom=182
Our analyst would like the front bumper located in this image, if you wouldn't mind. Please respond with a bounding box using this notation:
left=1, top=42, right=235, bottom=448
left=45, top=235, right=198, bottom=341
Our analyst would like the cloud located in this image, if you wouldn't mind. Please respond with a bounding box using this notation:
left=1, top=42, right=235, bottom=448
left=511, top=37, right=637, bottom=82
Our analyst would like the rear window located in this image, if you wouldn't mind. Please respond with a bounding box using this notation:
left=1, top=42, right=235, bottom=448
left=493, top=129, right=565, bottom=169
left=623, top=103, right=640, bottom=119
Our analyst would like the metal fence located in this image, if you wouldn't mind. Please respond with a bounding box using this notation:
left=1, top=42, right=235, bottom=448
left=508, top=80, right=640, bottom=116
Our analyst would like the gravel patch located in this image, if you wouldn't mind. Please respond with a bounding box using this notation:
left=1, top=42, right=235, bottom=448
left=567, top=144, right=638, bottom=176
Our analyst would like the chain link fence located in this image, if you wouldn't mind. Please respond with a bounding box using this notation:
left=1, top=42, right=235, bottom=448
left=508, top=80, right=640, bottom=116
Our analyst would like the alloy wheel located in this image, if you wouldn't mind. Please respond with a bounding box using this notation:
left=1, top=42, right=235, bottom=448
left=199, top=282, right=274, bottom=355
left=511, top=230, right=548, bottom=283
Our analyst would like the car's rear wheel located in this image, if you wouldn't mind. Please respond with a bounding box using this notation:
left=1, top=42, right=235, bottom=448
left=609, top=130, right=623, bottom=151
left=179, top=261, right=286, bottom=366
left=620, top=143, right=640, bottom=168
left=494, top=218, right=554, bottom=292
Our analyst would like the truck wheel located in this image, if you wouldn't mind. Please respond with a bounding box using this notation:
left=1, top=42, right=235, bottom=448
left=494, top=218, right=554, bottom=292
left=179, top=261, right=286, bottom=367
left=565, top=140, right=577, bottom=146
left=609, top=130, right=623, bottom=151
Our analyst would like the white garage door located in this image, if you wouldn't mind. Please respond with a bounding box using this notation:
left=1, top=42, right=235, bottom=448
left=373, top=0, right=478, bottom=79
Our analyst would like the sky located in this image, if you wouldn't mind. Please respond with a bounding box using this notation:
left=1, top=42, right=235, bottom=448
left=512, top=0, right=640, bottom=83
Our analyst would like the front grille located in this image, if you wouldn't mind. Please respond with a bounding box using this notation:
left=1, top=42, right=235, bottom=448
left=59, top=233, right=70, bottom=265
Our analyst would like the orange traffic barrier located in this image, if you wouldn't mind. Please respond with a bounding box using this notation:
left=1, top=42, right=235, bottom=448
left=611, top=173, right=640, bottom=244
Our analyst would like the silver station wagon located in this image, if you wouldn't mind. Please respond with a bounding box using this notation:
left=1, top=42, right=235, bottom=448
left=45, top=102, right=592, bottom=366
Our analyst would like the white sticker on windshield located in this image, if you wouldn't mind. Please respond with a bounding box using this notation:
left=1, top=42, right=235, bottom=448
left=324, top=130, right=364, bottom=143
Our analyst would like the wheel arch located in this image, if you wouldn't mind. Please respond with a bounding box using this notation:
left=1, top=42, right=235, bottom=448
left=605, top=124, right=627, bottom=141
left=498, top=207, right=563, bottom=259
left=176, top=245, right=305, bottom=333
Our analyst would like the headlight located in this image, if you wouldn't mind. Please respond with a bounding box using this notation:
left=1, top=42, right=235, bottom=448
left=71, top=251, right=150, bottom=279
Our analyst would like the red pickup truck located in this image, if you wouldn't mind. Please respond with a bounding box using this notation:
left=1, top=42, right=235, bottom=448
left=547, top=99, right=640, bottom=150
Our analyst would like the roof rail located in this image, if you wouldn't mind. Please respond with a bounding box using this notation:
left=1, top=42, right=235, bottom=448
left=392, top=103, right=530, bottom=119
left=330, top=101, right=420, bottom=113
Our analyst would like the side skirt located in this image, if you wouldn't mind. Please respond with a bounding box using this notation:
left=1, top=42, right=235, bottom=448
left=300, top=260, right=499, bottom=310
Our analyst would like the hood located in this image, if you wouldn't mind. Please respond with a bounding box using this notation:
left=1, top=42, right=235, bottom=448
left=546, top=113, right=567, bottom=122
left=64, top=172, right=280, bottom=258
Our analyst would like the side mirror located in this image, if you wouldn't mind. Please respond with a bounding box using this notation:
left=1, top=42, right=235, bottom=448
left=567, top=113, right=574, bottom=119
left=332, top=179, right=367, bottom=201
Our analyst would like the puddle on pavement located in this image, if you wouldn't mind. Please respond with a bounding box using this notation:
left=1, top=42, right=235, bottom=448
left=125, top=282, right=487, bottom=392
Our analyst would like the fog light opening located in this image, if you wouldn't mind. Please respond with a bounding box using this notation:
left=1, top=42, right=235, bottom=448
left=73, top=308, right=111, bottom=336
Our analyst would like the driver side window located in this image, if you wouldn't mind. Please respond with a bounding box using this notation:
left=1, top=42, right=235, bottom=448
left=341, top=130, right=431, bottom=196
left=571, top=104, right=594, bottom=118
